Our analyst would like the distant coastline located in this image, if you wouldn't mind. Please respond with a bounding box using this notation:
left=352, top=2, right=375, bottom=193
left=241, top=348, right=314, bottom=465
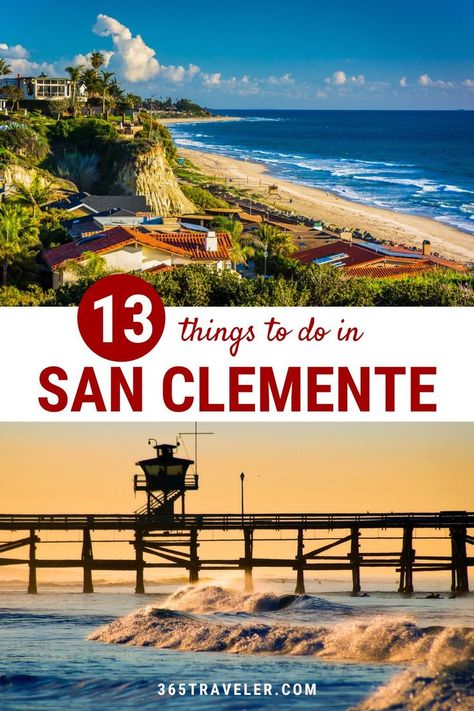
left=180, top=146, right=474, bottom=264
left=169, top=110, right=474, bottom=262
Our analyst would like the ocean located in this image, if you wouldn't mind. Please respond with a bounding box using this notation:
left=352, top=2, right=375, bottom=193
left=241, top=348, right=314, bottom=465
left=1, top=581, right=473, bottom=710
left=169, top=110, right=474, bottom=234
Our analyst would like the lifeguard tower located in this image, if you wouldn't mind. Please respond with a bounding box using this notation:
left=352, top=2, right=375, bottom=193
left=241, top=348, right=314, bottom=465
left=133, top=439, right=198, bottom=517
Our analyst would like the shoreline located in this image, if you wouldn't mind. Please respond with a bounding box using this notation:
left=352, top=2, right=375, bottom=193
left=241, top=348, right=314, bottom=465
left=179, top=146, right=474, bottom=264
left=159, top=115, right=242, bottom=126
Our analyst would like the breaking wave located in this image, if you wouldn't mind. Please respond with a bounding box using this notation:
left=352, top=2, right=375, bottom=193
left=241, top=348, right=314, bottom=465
left=165, top=585, right=351, bottom=615
left=89, top=607, right=474, bottom=669
left=352, top=660, right=474, bottom=710
left=88, top=587, right=474, bottom=709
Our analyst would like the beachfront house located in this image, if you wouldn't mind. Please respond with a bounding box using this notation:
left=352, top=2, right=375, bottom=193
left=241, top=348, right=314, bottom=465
left=47, top=193, right=154, bottom=216
left=42, top=226, right=233, bottom=288
left=0, top=74, right=87, bottom=102
left=292, top=239, right=465, bottom=278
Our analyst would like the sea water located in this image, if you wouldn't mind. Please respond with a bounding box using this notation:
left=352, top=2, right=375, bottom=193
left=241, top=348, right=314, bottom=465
left=1, top=581, right=473, bottom=710
left=169, top=110, right=474, bottom=234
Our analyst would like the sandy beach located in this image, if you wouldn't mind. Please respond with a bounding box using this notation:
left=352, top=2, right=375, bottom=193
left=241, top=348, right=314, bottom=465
left=180, top=147, right=474, bottom=264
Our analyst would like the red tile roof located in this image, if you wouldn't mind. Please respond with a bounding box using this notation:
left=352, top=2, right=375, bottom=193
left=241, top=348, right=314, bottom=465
left=142, top=231, right=232, bottom=260
left=144, top=264, right=176, bottom=273
left=293, top=239, right=466, bottom=273
left=423, top=255, right=467, bottom=271
left=42, top=226, right=231, bottom=270
left=345, top=263, right=434, bottom=279
left=367, top=241, right=466, bottom=271
left=293, top=240, right=381, bottom=268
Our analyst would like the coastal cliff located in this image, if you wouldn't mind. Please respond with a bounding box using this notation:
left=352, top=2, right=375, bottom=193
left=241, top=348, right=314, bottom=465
left=113, top=142, right=195, bottom=216
left=3, top=162, right=75, bottom=194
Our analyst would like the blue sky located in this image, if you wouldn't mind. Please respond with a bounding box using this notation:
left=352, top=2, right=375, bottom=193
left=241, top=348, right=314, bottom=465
left=1, top=0, right=474, bottom=108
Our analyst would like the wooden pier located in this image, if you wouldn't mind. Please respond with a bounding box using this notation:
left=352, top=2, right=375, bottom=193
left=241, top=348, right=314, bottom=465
left=2, top=441, right=472, bottom=595
left=0, top=511, right=472, bottom=595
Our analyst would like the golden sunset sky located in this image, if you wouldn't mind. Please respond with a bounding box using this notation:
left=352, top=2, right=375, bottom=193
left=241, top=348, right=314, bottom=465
left=1, top=422, right=472, bottom=513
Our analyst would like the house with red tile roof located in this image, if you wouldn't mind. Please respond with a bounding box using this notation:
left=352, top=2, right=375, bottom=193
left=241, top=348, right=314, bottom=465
left=42, top=226, right=232, bottom=289
left=292, top=239, right=465, bottom=278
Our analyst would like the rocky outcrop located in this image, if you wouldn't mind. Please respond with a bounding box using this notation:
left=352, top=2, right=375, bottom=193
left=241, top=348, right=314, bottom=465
left=3, top=163, right=35, bottom=189
left=114, top=142, right=195, bottom=216
left=3, top=163, right=75, bottom=192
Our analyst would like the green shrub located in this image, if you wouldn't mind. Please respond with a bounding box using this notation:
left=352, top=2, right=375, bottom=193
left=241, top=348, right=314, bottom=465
left=50, top=264, right=474, bottom=307
left=134, top=121, right=177, bottom=163
left=0, top=284, right=55, bottom=305
left=0, top=125, right=49, bottom=164
left=38, top=209, right=70, bottom=249
left=49, top=118, right=118, bottom=153
left=181, top=184, right=229, bottom=210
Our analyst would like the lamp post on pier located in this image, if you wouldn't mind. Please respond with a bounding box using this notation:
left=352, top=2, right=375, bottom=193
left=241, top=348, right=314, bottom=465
left=240, top=472, right=245, bottom=525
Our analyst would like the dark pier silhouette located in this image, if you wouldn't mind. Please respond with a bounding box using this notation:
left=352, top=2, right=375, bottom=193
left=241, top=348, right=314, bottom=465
left=1, top=441, right=472, bottom=595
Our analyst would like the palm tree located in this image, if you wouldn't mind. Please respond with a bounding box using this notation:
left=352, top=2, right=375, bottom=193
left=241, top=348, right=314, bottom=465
left=80, top=67, right=100, bottom=93
left=0, top=203, right=39, bottom=285
left=252, top=223, right=296, bottom=258
left=98, top=70, right=115, bottom=114
left=90, top=52, right=106, bottom=72
left=211, top=216, right=255, bottom=269
left=80, top=67, right=101, bottom=115
left=13, top=175, right=60, bottom=218
left=0, top=58, right=12, bottom=77
left=64, top=252, right=111, bottom=281
left=65, top=65, right=83, bottom=109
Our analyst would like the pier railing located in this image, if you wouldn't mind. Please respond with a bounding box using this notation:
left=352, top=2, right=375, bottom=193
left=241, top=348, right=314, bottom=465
left=0, top=511, right=472, bottom=531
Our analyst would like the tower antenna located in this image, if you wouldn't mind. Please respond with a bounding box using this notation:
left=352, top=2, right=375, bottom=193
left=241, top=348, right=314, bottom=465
left=178, top=422, right=213, bottom=476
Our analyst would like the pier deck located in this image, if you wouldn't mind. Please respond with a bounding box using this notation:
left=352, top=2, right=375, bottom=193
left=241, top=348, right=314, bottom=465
left=0, top=511, right=472, bottom=596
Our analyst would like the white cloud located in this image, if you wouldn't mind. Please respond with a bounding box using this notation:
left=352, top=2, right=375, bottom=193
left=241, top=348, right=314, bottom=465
left=160, top=63, right=201, bottom=83
left=326, top=70, right=347, bottom=86
left=418, top=74, right=455, bottom=89
left=93, top=14, right=159, bottom=82
left=267, top=73, right=294, bottom=86
left=463, top=79, right=474, bottom=89
left=399, top=76, right=407, bottom=87
left=325, top=70, right=365, bottom=87
left=315, top=89, right=328, bottom=99
left=202, top=72, right=222, bottom=87
left=200, top=72, right=298, bottom=96
left=0, top=43, right=29, bottom=59
left=71, top=51, right=114, bottom=69
left=0, top=42, right=55, bottom=76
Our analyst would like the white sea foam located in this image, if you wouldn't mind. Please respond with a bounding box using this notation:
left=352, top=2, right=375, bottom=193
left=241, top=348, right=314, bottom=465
left=243, top=117, right=282, bottom=122
left=166, top=585, right=350, bottom=615
left=168, top=585, right=298, bottom=613
left=88, top=587, right=474, bottom=669
left=352, top=660, right=474, bottom=710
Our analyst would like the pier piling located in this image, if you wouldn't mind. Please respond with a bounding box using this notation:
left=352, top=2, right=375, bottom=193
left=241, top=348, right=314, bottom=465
left=82, top=528, right=94, bottom=594
left=398, top=526, right=415, bottom=594
left=189, top=527, right=199, bottom=584
left=134, top=530, right=145, bottom=594
left=350, top=527, right=361, bottom=594
left=243, top=529, right=254, bottom=592
left=27, top=529, right=37, bottom=594
left=450, top=526, right=469, bottom=594
left=295, top=528, right=305, bottom=594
